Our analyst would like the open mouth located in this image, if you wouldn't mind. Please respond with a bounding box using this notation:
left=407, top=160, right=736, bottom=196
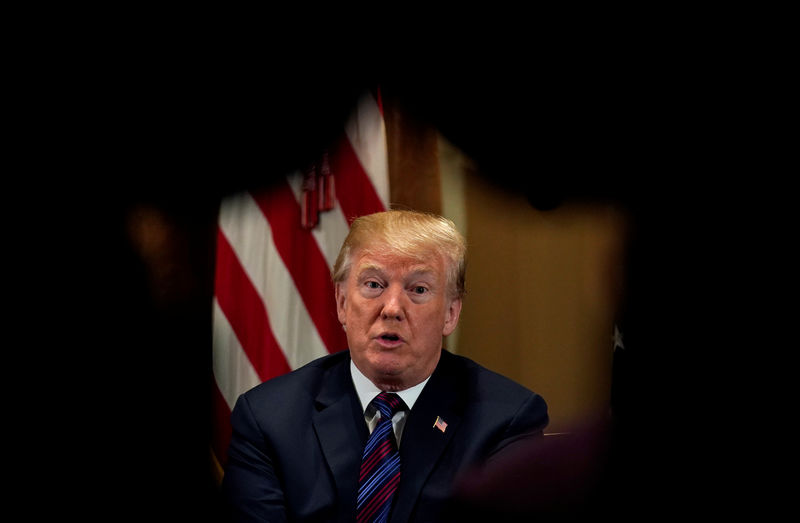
left=376, top=332, right=404, bottom=345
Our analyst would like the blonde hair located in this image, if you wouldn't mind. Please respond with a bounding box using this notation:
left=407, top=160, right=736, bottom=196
left=332, top=210, right=466, bottom=299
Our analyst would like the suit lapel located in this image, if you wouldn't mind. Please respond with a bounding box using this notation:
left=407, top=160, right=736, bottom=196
left=391, top=351, right=464, bottom=523
left=312, top=353, right=367, bottom=520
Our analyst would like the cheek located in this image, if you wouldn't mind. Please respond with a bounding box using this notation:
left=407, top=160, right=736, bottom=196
left=413, top=306, right=447, bottom=338
left=345, top=298, right=375, bottom=328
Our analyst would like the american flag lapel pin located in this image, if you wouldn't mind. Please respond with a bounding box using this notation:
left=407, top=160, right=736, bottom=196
left=433, top=416, right=448, bottom=433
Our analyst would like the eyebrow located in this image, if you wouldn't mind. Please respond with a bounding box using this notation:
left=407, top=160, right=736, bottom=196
left=356, top=263, right=383, bottom=275
left=355, top=263, right=436, bottom=279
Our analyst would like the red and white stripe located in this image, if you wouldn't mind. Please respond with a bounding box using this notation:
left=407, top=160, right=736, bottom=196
left=211, top=91, right=389, bottom=467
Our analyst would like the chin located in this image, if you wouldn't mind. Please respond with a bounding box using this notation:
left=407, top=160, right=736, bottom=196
left=367, top=358, right=407, bottom=385
left=371, top=359, right=404, bottom=378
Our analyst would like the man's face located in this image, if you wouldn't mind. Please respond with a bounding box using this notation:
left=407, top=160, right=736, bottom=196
left=335, top=248, right=462, bottom=391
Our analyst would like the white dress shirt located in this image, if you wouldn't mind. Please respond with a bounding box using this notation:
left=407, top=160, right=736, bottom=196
left=350, top=360, right=430, bottom=447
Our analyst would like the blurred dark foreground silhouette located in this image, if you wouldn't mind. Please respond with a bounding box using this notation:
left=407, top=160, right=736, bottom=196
left=444, top=415, right=661, bottom=522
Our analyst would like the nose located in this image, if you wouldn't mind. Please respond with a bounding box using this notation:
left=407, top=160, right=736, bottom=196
left=380, top=284, right=406, bottom=321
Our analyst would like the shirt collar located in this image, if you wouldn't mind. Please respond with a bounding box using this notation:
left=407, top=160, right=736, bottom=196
left=350, top=359, right=430, bottom=414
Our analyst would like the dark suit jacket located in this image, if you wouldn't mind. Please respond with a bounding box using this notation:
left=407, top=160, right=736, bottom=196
left=222, top=349, right=548, bottom=522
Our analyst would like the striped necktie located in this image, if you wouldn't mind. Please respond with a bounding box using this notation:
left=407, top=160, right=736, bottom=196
left=357, top=392, right=406, bottom=523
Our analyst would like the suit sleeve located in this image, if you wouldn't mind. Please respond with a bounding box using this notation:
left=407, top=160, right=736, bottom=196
left=222, top=394, right=288, bottom=523
left=488, top=391, right=549, bottom=460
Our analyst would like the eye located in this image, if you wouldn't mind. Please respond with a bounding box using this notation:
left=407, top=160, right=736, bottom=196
left=411, top=286, right=428, bottom=295
left=365, top=281, right=383, bottom=290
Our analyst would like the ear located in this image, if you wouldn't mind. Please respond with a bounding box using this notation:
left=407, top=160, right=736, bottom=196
left=442, top=297, right=462, bottom=337
left=335, top=282, right=347, bottom=326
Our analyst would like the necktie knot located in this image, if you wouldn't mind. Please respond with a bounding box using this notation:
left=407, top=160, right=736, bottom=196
left=372, top=392, right=406, bottom=420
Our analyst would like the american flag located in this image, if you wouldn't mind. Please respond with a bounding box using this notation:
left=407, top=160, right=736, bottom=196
left=210, top=91, right=389, bottom=474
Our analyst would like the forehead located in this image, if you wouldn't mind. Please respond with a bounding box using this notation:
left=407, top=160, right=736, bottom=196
left=351, top=250, right=445, bottom=279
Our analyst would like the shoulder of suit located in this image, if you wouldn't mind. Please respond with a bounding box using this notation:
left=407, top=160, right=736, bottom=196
left=241, top=350, right=350, bottom=399
left=439, top=349, right=539, bottom=400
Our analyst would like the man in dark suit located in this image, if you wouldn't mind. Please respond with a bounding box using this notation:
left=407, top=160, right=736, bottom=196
left=223, top=210, right=548, bottom=522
